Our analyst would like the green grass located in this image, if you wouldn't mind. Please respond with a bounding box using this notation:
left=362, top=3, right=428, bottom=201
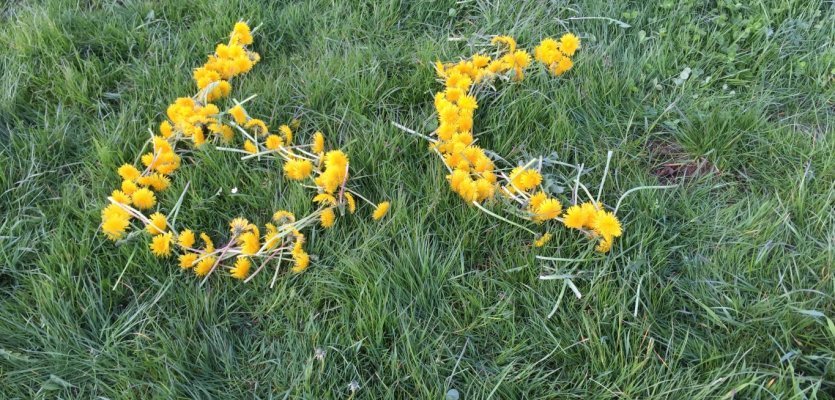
left=1, top=0, right=833, bottom=398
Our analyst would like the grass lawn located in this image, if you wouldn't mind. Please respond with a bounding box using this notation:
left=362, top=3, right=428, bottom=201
left=1, top=0, right=833, bottom=398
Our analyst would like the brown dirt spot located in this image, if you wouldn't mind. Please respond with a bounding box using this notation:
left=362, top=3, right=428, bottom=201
left=648, top=140, right=718, bottom=183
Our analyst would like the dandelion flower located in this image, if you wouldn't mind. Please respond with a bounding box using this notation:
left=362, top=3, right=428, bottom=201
left=200, top=232, right=215, bottom=253
left=372, top=201, right=390, bottom=221
left=146, top=212, right=168, bottom=235
left=313, top=193, right=337, bottom=206
left=229, top=105, right=247, bottom=124
left=528, top=191, right=548, bottom=211
left=320, top=208, right=336, bottom=228
left=595, top=235, right=613, bottom=253
left=279, top=124, right=293, bottom=144
left=159, top=121, right=173, bottom=138
left=312, top=131, right=325, bottom=154
left=230, top=257, right=251, bottom=280
left=179, top=253, right=198, bottom=269
left=231, top=21, right=253, bottom=46
left=102, top=204, right=130, bottom=220
left=245, top=118, right=268, bottom=137
left=292, top=251, right=310, bottom=273
left=491, top=35, right=517, bottom=53
left=194, top=256, right=216, bottom=276
left=532, top=198, right=562, bottom=223
left=559, top=33, right=581, bottom=57
left=550, top=56, right=573, bottom=76
left=149, top=232, right=173, bottom=257
left=579, top=202, right=598, bottom=228
left=118, top=164, right=141, bottom=181
left=102, top=216, right=130, bottom=240
left=265, top=134, right=283, bottom=150
left=132, top=188, right=156, bottom=210
left=243, top=139, right=258, bottom=154
left=591, top=210, right=622, bottom=238
left=121, top=180, right=138, bottom=195
left=344, top=192, right=357, bottom=214
left=178, top=229, right=196, bottom=249
left=534, top=232, right=553, bottom=247
left=562, top=205, right=585, bottom=229
left=111, top=190, right=131, bottom=205
left=238, top=231, right=260, bottom=255
left=457, top=95, right=478, bottom=112
left=272, top=210, right=295, bottom=224
left=229, top=217, right=251, bottom=234
left=284, top=158, right=314, bottom=180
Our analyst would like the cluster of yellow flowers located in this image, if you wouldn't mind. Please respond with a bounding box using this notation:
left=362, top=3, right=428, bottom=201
left=424, top=34, right=621, bottom=252
left=100, top=22, right=390, bottom=284
left=220, top=104, right=391, bottom=230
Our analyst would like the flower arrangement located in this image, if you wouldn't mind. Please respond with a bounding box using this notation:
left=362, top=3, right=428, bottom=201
left=397, top=33, right=625, bottom=252
left=100, top=22, right=390, bottom=285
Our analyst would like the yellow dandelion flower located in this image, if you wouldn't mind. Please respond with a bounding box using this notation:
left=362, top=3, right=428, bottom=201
left=231, top=21, right=253, bottom=46
left=194, top=256, right=216, bottom=277
left=279, top=124, right=293, bottom=144
left=579, top=202, right=598, bottom=228
left=312, top=131, right=325, bottom=154
left=229, top=217, right=251, bottom=234
left=528, top=191, right=548, bottom=211
left=265, top=134, right=283, bottom=150
left=550, top=56, right=573, bottom=76
left=595, top=235, right=613, bottom=253
left=121, top=180, right=138, bottom=195
left=238, top=231, right=261, bottom=255
left=101, top=203, right=130, bottom=220
left=591, top=210, right=622, bottom=238
left=534, top=38, right=560, bottom=65
left=344, top=192, right=356, bottom=214
left=229, top=104, right=247, bottom=124
left=292, top=251, right=310, bottom=273
left=245, top=119, right=268, bottom=137
left=313, top=193, right=337, bottom=206
left=532, top=198, right=562, bottom=223
left=159, top=121, right=173, bottom=138
left=200, top=232, right=215, bottom=253
left=132, top=188, right=156, bottom=210
left=372, top=201, right=391, bottom=221
left=472, top=54, right=491, bottom=68
left=117, top=164, right=141, bottom=181
left=272, top=210, right=295, bottom=224
left=534, top=232, right=553, bottom=248
left=243, top=139, right=258, bottom=154
left=559, top=33, right=581, bottom=57
left=323, top=150, right=349, bottom=171
left=509, top=167, right=542, bottom=192
left=491, top=35, right=517, bottom=53
left=320, top=208, right=336, bottom=228
left=139, top=173, right=171, bottom=192
left=179, top=253, right=198, bottom=269
left=178, top=229, right=196, bottom=249
left=562, top=204, right=585, bottom=229
left=111, top=190, right=131, bottom=205
left=102, top=216, right=130, bottom=241
left=230, top=257, right=252, bottom=280
left=512, top=50, right=531, bottom=68
left=146, top=212, right=168, bottom=235
left=149, top=232, right=173, bottom=257
left=457, top=95, right=478, bottom=112
left=284, top=158, right=314, bottom=181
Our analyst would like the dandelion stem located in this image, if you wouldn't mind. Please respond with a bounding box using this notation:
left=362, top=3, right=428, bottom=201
left=613, top=184, right=678, bottom=214
left=391, top=121, right=437, bottom=143
left=596, top=151, right=613, bottom=204
left=472, top=201, right=537, bottom=235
